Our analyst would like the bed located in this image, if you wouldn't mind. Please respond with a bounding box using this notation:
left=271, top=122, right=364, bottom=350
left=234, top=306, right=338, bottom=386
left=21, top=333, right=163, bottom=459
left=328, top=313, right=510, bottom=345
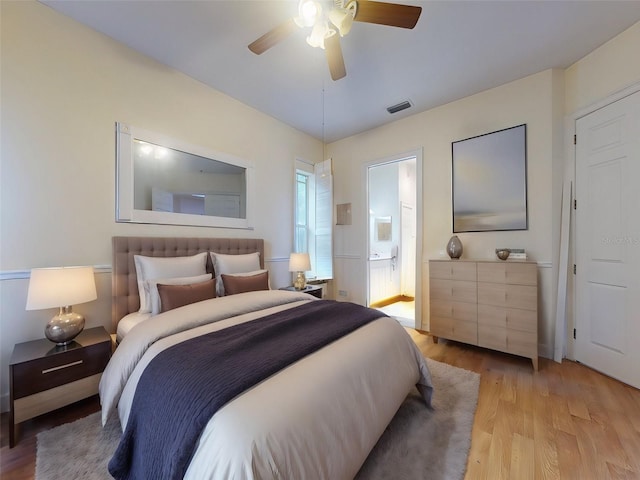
left=101, top=236, right=433, bottom=480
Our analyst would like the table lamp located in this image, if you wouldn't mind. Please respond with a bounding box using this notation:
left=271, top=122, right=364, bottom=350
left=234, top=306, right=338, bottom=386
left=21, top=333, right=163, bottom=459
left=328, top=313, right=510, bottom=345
left=289, top=253, right=311, bottom=290
left=26, top=266, right=97, bottom=346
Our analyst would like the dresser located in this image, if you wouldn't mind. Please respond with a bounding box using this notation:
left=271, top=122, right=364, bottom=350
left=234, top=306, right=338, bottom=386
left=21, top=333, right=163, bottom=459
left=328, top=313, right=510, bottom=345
left=429, top=259, right=538, bottom=370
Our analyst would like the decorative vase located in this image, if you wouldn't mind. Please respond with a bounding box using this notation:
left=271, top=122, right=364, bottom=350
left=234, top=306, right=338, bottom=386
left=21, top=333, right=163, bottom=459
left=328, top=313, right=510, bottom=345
left=446, top=235, right=463, bottom=259
left=495, top=248, right=511, bottom=261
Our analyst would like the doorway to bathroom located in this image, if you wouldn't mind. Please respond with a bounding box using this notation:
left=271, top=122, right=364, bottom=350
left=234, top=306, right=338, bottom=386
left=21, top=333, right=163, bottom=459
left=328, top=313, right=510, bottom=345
left=366, top=152, right=422, bottom=329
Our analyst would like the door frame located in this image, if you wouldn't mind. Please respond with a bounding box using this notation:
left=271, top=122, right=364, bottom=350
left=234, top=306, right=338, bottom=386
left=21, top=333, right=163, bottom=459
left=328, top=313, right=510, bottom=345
left=363, top=149, right=423, bottom=329
left=400, top=201, right=416, bottom=297
left=563, top=80, right=640, bottom=361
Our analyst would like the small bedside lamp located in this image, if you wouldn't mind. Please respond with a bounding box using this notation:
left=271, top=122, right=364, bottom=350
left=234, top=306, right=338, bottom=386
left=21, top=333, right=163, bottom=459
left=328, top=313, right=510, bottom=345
left=289, top=253, right=311, bottom=290
left=26, top=266, right=97, bottom=346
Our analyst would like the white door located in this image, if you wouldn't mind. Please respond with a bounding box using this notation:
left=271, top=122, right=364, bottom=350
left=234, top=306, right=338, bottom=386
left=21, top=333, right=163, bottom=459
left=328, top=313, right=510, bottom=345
left=575, top=90, right=640, bottom=389
left=400, top=202, right=416, bottom=297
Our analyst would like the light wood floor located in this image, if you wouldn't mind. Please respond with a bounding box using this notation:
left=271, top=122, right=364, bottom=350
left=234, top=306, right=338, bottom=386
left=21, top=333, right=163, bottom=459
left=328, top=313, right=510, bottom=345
left=2, top=330, right=639, bottom=479
left=407, top=330, right=640, bottom=480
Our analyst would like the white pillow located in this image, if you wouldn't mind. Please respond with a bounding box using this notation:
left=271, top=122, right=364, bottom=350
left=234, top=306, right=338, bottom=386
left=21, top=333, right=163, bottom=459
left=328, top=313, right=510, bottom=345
left=210, top=252, right=261, bottom=296
left=145, top=273, right=212, bottom=315
left=134, top=252, right=208, bottom=313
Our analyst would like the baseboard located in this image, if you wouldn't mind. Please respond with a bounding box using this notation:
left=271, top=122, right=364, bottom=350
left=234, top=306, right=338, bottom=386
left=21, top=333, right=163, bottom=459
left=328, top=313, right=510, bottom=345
left=370, top=295, right=414, bottom=309
left=538, top=342, right=553, bottom=360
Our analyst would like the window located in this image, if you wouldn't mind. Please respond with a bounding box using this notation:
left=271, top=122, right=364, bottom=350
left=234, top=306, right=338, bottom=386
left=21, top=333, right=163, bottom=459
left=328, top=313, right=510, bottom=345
left=294, top=159, right=333, bottom=280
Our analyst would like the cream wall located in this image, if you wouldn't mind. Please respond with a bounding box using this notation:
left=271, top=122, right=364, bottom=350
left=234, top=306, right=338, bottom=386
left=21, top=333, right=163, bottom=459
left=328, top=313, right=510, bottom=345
left=329, top=69, right=564, bottom=359
left=0, top=2, right=321, bottom=409
left=565, top=21, right=640, bottom=114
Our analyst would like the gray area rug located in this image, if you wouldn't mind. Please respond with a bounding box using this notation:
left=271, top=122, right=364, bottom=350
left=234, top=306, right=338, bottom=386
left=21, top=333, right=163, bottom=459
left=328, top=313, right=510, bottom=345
left=36, top=359, right=479, bottom=480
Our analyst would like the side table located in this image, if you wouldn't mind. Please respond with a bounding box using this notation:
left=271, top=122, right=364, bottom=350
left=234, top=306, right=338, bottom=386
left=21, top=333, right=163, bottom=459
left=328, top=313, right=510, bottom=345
left=9, top=326, right=111, bottom=447
left=279, top=284, right=323, bottom=299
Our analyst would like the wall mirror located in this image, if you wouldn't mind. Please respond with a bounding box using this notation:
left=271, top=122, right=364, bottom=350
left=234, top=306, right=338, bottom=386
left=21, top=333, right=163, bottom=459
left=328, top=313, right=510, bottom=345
left=116, top=123, right=254, bottom=229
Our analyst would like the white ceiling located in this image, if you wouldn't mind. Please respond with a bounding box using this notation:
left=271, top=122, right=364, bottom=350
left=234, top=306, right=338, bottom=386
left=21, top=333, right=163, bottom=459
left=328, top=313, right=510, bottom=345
left=42, top=0, right=640, bottom=142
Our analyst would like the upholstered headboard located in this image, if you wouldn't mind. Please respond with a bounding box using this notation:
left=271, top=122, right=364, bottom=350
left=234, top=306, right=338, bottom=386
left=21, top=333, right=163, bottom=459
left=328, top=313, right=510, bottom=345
left=112, top=236, right=265, bottom=329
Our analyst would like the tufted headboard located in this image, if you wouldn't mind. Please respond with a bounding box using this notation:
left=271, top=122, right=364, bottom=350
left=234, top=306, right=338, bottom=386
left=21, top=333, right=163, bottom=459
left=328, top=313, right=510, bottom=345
left=112, top=236, right=264, bottom=329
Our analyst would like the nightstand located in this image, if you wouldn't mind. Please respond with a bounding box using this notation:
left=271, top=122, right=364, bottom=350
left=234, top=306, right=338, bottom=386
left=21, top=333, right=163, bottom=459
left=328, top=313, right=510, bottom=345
left=279, top=284, right=323, bottom=299
left=9, top=326, right=111, bottom=447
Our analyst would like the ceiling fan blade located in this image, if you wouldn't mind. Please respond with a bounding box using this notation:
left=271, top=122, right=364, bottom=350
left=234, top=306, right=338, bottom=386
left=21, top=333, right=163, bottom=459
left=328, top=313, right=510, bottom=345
left=248, top=18, right=298, bottom=55
left=354, top=1, right=422, bottom=29
left=325, top=34, right=346, bottom=81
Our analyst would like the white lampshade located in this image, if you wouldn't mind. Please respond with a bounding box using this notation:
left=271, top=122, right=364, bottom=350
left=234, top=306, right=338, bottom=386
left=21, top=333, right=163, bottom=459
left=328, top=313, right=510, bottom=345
left=26, top=266, right=97, bottom=310
left=289, top=253, right=311, bottom=272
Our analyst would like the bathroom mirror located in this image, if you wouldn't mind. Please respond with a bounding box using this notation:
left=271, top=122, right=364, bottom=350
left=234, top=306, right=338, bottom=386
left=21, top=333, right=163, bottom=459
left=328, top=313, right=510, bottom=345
left=116, top=123, right=254, bottom=229
left=375, top=216, right=392, bottom=241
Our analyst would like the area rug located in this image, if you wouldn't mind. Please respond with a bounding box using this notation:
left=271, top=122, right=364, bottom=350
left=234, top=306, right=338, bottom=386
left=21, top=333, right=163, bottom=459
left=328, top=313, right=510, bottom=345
left=36, top=359, right=479, bottom=480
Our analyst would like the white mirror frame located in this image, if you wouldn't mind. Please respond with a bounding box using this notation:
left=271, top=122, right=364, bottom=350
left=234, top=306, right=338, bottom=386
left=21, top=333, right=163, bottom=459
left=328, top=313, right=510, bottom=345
left=116, top=122, right=254, bottom=229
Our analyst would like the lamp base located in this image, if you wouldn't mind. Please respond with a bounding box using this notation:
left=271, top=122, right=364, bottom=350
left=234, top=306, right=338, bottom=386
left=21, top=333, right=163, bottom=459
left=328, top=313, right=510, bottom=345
left=293, top=271, right=307, bottom=290
left=45, top=306, right=85, bottom=346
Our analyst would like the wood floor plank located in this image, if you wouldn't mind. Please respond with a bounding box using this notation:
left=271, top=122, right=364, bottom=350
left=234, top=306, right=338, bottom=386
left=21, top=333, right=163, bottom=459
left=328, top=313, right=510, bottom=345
left=609, top=410, right=640, bottom=474
left=510, top=432, right=535, bottom=480
left=532, top=391, right=561, bottom=480
left=466, top=428, right=492, bottom=479
left=486, top=425, right=511, bottom=480
left=555, top=430, right=584, bottom=480
left=548, top=392, right=575, bottom=436
left=608, top=461, right=637, bottom=479
left=572, top=416, right=615, bottom=479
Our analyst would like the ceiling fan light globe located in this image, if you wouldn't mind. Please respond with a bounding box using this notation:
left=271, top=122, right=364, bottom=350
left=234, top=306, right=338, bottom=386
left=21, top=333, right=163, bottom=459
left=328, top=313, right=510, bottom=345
left=307, top=22, right=327, bottom=48
left=298, top=0, right=321, bottom=27
left=328, top=9, right=354, bottom=36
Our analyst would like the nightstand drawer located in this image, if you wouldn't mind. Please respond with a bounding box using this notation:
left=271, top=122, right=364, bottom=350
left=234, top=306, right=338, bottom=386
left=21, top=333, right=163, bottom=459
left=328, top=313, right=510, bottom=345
left=11, top=341, right=110, bottom=399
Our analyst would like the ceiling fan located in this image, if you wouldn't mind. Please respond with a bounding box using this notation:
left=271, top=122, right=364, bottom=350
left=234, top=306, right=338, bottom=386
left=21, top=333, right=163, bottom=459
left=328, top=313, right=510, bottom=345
left=248, top=0, right=422, bottom=81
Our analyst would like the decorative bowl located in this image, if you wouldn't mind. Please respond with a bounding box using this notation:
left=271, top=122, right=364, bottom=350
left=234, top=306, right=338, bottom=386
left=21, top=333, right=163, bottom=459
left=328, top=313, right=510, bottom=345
left=495, top=249, right=511, bottom=261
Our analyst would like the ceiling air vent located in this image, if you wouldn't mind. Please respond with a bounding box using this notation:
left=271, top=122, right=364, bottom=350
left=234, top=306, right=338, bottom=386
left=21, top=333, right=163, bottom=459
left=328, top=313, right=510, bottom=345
left=387, top=100, right=412, bottom=114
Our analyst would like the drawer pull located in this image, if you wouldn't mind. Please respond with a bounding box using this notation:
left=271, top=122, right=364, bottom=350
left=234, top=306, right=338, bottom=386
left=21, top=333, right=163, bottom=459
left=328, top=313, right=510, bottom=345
left=42, top=360, right=83, bottom=374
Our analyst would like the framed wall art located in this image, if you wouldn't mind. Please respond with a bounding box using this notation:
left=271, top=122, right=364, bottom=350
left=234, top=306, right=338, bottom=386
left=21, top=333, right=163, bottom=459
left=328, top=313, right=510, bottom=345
left=452, top=124, right=528, bottom=233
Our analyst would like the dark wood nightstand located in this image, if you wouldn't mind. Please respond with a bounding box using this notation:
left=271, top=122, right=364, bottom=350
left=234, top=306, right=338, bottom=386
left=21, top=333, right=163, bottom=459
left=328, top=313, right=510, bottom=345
left=279, top=284, right=323, bottom=299
left=9, top=326, right=111, bottom=447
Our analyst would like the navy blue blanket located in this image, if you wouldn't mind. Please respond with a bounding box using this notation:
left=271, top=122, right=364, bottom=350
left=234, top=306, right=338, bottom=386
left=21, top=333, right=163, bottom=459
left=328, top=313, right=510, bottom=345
left=108, top=300, right=385, bottom=480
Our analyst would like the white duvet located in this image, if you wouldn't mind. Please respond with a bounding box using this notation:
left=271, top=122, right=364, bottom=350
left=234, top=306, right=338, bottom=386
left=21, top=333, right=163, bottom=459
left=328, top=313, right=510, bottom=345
left=100, top=290, right=433, bottom=480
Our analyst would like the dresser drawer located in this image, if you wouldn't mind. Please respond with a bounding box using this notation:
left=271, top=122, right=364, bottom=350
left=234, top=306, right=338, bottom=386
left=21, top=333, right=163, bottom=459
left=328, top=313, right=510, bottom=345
left=478, top=283, right=537, bottom=311
left=429, top=261, right=476, bottom=281
left=431, top=300, right=477, bottom=322
left=477, top=262, right=537, bottom=285
left=11, top=342, right=110, bottom=399
left=430, top=316, right=454, bottom=338
left=478, top=304, right=537, bottom=333
left=450, top=319, right=478, bottom=344
left=506, top=329, right=537, bottom=358
left=430, top=279, right=477, bottom=303
left=430, top=317, right=477, bottom=344
left=478, top=304, right=507, bottom=328
left=478, top=325, right=507, bottom=351
left=478, top=325, right=537, bottom=359
left=506, top=307, right=537, bottom=333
